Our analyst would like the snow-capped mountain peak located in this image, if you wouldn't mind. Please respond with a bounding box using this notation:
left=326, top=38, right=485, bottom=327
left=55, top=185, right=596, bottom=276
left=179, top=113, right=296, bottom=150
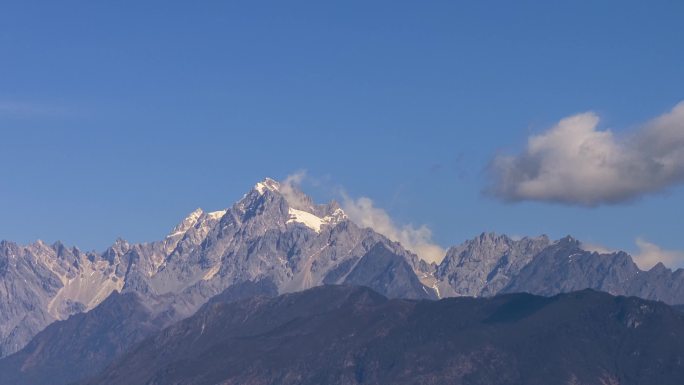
left=0, top=177, right=426, bottom=358
left=254, top=177, right=280, bottom=194
left=167, top=208, right=204, bottom=238
left=165, top=207, right=228, bottom=240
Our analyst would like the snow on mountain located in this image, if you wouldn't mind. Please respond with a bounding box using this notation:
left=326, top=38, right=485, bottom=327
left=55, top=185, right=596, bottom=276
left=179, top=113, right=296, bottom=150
left=287, top=208, right=326, bottom=232
left=286, top=207, right=346, bottom=233
left=254, top=177, right=280, bottom=195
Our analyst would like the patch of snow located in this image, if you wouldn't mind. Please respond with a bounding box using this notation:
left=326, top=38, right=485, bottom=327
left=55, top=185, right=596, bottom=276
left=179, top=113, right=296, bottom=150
left=206, top=210, right=227, bottom=221
left=255, top=178, right=280, bottom=194
left=287, top=207, right=346, bottom=233
left=287, top=208, right=325, bottom=232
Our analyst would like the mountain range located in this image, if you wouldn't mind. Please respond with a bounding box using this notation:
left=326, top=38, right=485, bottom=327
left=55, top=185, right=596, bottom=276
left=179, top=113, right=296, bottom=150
left=1, top=177, right=684, bottom=383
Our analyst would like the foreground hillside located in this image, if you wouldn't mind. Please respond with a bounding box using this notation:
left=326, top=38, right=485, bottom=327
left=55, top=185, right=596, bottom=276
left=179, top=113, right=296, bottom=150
left=88, top=285, right=684, bottom=385
left=0, top=280, right=278, bottom=385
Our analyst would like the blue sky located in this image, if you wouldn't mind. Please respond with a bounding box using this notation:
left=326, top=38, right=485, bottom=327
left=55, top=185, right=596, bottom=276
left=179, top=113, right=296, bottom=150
left=1, top=1, right=683, bottom=264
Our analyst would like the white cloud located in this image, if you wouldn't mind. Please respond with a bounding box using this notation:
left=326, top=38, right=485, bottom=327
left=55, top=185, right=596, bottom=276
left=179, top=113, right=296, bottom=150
left=488, top=101, right=684, bottom=206
left=280, top=171, right=446, bottom=263
left=633, top=238, right=684, bottom=270
left=280, top=170, right=309, bottom=209
left=341, top=194, right=446, bottom=264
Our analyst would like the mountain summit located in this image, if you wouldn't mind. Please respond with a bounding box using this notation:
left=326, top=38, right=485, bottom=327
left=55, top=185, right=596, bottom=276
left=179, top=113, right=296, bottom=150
left=0, top=177, right=434, bottom=357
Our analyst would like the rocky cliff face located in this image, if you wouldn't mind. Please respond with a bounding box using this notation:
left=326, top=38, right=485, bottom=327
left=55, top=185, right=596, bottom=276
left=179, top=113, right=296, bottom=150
left=502, top=236, right=642, bottom=296
left=495, top=236, right=684, bottom=306
left=434, top=233, right=684, bottom=307
left=434, top=233, right=551, bottom=297
left=626, top=262, right=684, bottom=304
left=0, top=239, right=125, bottom=357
